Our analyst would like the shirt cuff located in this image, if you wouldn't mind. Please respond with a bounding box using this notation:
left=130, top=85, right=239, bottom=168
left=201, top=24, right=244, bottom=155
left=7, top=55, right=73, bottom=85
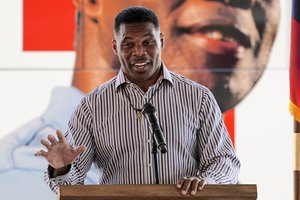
left=47, top=165, right=71, bottom=183
left=202, top=176, right=216, bottom=184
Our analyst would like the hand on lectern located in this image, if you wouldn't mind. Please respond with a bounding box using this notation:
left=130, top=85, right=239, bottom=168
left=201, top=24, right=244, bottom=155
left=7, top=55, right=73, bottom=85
left=176, top=177, right=206, bottom=195
left=34, top=129, right=86, bottom=169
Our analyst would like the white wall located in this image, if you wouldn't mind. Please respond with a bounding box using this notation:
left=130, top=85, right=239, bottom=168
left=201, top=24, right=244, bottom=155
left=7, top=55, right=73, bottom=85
left=235, top=0, right=293, bottom=199
left=0, top=0, right=74, bottom=136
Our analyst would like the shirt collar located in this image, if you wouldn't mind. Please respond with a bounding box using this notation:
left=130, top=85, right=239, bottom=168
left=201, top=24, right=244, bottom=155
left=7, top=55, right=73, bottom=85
left=115, top=62, right=173, bottom=90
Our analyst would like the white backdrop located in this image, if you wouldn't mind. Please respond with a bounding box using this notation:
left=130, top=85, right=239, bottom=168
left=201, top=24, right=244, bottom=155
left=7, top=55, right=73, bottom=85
left=0, top=0, right=293, bottom=199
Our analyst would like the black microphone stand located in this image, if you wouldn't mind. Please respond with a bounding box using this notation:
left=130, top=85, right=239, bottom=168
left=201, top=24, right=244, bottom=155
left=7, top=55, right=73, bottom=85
left=151, top=134, right=160, bottom=184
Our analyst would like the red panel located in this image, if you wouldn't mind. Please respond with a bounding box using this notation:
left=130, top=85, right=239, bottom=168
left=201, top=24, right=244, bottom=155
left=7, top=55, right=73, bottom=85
left=224, top=109, right=235, bottom=147
left=23, top=0, right=75, bottom=51
left=290, top=18, right=300, bottom=108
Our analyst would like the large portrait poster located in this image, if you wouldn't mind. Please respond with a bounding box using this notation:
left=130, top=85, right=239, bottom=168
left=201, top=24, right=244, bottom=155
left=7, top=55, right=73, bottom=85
left=0, top=0, right=292, bottom=199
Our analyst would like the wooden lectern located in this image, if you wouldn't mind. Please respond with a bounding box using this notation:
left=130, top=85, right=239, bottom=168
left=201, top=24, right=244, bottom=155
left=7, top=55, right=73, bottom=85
left=58, top=184, right=257, bottom=200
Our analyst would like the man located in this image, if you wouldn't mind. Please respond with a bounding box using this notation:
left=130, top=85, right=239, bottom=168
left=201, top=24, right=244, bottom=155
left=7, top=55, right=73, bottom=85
left=72, top=0, right=280, bottom=112
left=35, top=6, right=240, bottom=195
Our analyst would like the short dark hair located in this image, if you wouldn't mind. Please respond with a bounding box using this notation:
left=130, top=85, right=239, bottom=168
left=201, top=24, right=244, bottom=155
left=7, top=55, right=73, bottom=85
left=114, top=6, right=159, bottom=34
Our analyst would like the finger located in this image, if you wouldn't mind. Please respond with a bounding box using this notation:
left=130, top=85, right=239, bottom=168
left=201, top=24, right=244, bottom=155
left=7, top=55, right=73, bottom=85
left=56, top=129, right=67, bottom=143
left=190, top=178, right=201, bottom=195
left=48, top=134, right=58, bottom=145
left=34, top=150, right=48, bottom=157
left=198, top=179, right=207, bottom=191
left=40, top=139, right=52, bottom=150
left=181, top=177, right=192, bottom=195
left=176, top=177, right=187, bottom=188
left=72, top=145, right=86, bottom=156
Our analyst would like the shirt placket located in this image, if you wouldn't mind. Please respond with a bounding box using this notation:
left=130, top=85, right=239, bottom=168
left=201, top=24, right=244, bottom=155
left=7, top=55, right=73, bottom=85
left=130, top=83, right=160, bottom=184
left=143, top=85, right=159, bottom=184
left=129, top=84, right=152, bottom=184
left=141, top=91, right=152, bottom=183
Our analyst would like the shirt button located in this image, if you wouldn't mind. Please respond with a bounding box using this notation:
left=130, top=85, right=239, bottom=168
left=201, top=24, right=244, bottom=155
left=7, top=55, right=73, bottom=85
left=147, top=139, right=151, bottom=143
left=148, top=163, right=152, bottom=167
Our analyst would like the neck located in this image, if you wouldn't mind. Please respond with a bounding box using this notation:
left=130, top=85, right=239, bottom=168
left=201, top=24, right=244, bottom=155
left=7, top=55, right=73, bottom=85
left=127, top=67, right=162, bottom=93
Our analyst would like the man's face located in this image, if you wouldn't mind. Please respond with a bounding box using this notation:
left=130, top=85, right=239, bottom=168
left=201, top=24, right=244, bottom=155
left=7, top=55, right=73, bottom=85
left=113, top=22, right=163, bottom=86
left=94, top=0, right=280, bottom=112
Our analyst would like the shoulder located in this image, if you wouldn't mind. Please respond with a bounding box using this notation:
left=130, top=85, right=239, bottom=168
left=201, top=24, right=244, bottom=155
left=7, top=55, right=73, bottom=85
left=168, top=71, right=220, bottom=117
left=84, top=77, right=118, bottom=100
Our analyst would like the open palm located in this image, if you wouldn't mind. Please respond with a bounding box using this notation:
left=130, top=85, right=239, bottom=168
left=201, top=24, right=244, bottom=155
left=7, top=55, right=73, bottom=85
left=35, top=129, right=85, bottom=169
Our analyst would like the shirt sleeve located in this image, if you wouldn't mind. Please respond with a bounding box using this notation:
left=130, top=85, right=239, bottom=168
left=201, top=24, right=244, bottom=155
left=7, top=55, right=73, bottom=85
left=197, top=89, right=240, bottom=184
left=44, top=97, right=95, bottom=193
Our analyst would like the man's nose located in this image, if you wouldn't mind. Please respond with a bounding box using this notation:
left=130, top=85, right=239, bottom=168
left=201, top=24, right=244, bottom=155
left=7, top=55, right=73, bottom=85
left=132, top=45, right=146, bottom=56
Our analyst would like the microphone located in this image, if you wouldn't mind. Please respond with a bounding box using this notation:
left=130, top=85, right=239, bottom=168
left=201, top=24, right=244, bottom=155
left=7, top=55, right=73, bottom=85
left=142, top=102, right=167, bottom=154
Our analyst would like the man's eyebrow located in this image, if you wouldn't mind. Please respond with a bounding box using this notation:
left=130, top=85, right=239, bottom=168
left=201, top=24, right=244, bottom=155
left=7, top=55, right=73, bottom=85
left=123, top=36, right=134, bottom=41
left=142, top=33, right=155, bottom=37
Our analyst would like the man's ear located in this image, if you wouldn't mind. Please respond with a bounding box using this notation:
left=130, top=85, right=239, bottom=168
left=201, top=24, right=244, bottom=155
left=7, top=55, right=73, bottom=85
left=73, top=0, right=102, bottom=18
left=112, top=39, right=118, bottom=55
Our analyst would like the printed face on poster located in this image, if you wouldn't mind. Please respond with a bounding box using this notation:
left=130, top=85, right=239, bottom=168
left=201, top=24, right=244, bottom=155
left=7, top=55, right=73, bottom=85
left=23, top=0, right=280, bottom=141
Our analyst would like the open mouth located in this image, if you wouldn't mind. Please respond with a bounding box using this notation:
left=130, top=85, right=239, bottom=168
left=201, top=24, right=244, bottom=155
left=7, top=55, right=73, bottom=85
left=131, top=61, right=151, bottom=72
left=178, top=24, right=251, bottom=49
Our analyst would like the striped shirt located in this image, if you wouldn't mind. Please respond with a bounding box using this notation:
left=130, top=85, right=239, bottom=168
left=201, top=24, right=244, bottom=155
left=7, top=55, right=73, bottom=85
left=45, top=65, right=240, bottom=193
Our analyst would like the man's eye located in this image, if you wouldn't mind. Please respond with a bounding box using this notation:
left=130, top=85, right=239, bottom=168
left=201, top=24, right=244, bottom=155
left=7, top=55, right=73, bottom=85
left=122, top=43, right=133, bottom=48
left=145, top=40, right=155, bottom=46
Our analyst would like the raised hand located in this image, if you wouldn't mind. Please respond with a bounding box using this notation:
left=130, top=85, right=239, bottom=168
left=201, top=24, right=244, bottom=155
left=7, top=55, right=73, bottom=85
left=34, top=129, right=86, bottom=169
